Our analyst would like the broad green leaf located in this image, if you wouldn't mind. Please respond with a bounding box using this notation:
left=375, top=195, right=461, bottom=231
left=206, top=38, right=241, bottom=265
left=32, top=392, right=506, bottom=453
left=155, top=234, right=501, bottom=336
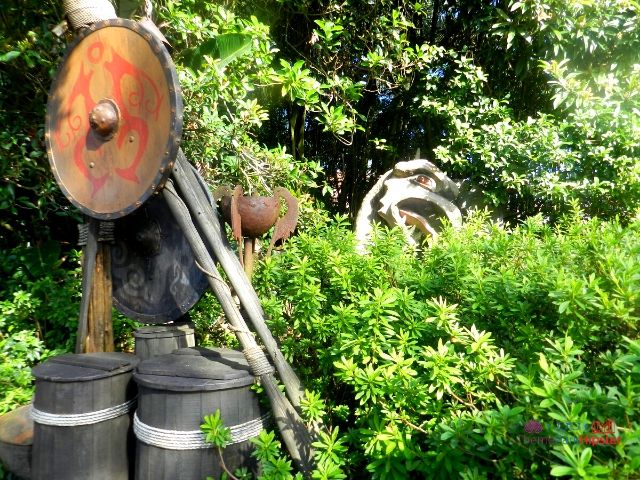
left=183, top=34, right=252, bottom=73
left=215, top=33, right=253, bottom=72
left=539, top=354, right=549, bottom=373
left=550, top=465, right=575, bottom=476
left=579, top=448, right=592, bottom=465
left=0, top=51, right=20, bottom=63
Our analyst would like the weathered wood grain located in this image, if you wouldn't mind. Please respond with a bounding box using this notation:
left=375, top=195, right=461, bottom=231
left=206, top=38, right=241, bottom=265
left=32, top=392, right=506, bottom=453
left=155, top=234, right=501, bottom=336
left=31, top=353, right=138, bottom=480
left=134, top=348, right=260, bottom=480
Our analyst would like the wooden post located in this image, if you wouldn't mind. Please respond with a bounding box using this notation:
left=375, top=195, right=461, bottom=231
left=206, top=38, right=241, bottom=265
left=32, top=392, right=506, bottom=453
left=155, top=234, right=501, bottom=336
left=243, top=238, right=255, bottom=280
left=77, top=219, right=114, bottom=353
left=86, top=240, right=114, bottom=352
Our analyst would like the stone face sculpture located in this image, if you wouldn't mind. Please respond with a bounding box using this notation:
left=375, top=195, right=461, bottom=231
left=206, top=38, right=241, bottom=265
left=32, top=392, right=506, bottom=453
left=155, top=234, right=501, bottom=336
left=354, top=159, right=463, bottom=249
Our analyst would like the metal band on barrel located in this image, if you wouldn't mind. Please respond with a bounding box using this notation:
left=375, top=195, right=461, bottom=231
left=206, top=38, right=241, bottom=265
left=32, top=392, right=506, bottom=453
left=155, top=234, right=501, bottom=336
left=30, top=397, right=137, bottom=426
left=133, top=411, right=270, bottom=450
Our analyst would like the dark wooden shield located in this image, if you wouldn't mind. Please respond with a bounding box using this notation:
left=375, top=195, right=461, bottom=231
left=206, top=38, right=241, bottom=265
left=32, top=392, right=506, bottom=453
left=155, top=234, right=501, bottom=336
left=45, top=19, right=183, bottom=219
left=111, top=194, right=208, bottom=323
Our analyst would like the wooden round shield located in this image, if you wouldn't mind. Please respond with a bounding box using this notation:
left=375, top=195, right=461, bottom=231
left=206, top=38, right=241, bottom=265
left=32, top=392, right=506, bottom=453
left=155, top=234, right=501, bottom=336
left=45, top=19, right=183, bottom=219
left=111, top=195, right=208, bottom=323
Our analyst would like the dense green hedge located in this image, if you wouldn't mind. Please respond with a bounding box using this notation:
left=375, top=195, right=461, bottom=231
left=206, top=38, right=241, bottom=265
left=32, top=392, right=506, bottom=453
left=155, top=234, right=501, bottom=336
left=250, top=211, right=640, bottom=479
left=0, top=241, right=138, bottom=416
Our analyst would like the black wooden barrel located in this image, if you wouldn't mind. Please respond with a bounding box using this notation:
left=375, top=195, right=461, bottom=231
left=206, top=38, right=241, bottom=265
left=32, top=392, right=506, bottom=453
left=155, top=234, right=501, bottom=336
left=133, top=347, right=266, bottom=480
left=0, top=404, right=33, bottom=479
left=31, top=352, right=139, bottom=480
left=134, top=324, right=195, bottom=360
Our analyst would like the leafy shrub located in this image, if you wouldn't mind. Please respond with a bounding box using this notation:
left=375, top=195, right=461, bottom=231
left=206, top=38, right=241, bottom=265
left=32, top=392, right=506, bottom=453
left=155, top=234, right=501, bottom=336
left=201, top=410, right=347, bottom=480
left=0, top=2, right=73, bottom=250
left=1, top=241, right=80, bottom=349
left=0, top=330, right=52, bottom=414
left=0, top=241, right=78, bottom=412
left=250, top=211, right=640, bottom=478
left=0, top=240, right=141, bottom=413
left=155, top=2, right=324, bottom=199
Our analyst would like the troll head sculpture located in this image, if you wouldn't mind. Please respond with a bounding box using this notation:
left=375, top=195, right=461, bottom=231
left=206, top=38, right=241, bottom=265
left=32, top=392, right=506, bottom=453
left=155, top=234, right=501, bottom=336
left=354, top=160, right=463, bottom=249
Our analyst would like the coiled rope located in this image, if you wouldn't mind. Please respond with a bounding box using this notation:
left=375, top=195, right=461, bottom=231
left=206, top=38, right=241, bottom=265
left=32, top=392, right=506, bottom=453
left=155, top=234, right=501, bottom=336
left=133, top=411, right=270, bottom=449
left=62, top=0, right=117, bottom=30
left=30, top=397, right=136, bottom=426
left=243, top=346, right=276, bottom=377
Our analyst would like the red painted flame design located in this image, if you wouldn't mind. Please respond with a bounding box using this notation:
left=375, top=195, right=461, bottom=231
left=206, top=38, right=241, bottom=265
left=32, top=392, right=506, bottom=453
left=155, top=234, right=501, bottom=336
left=54, top=39, right=164, bottom=196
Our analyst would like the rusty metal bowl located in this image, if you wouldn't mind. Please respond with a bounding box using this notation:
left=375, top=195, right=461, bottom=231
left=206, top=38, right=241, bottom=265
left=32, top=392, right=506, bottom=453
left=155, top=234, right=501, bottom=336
left=221, top=195, right=280, bottom=238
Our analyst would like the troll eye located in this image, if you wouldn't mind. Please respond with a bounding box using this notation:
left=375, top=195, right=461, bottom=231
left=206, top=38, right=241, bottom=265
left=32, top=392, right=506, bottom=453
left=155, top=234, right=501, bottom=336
left=415, top=175, right=435, bottom=188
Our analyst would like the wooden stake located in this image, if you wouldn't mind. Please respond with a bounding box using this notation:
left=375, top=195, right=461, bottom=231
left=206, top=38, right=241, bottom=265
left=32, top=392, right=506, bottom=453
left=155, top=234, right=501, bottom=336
left=243, top=238, right=255, bottom=280
left=77, top=219, right=114, bottom=353
left=87, top=242, right=114, bottom=352
left=76, top=219, right=97, bottom=353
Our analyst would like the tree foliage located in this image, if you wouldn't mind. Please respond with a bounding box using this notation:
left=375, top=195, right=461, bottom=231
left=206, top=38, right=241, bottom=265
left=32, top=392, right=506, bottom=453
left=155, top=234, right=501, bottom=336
left=1, top=0, right=638, bottom=244
left=0, top=2, right=71, bottom=250
left=149, top=0, right=640, bottom=222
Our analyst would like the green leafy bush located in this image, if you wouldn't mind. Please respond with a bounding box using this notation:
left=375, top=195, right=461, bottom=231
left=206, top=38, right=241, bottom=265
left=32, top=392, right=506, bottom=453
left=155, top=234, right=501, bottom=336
left=201, top=411, right=347, bottom=480
left=0, top=2, right=73, bottom=250
left=250, top=211, right=640, bottom=478
left=0, top=241, right=79, bottom=413
left=155, top=2, right=324, bottom=199
left=431, top=0, right=640, bottom=222
left=0, top=240, right=143, bottom=413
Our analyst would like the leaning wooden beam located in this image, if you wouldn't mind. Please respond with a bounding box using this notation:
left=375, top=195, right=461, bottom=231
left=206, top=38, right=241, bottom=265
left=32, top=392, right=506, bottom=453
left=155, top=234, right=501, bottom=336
left=162, top=180, right=314, bottom=475
left=172, top=150, right=305, bottom=409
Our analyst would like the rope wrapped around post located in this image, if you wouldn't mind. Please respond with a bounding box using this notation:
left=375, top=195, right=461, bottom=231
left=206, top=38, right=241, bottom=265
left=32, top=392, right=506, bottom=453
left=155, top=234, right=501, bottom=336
left=244, top=346, right=276, bottom=377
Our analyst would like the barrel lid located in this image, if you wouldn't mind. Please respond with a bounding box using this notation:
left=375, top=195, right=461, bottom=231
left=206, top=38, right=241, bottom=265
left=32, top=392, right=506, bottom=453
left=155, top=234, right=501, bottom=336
left=32, top=352, right=139, bottom=382
left=134, top=347, right=254, bottom=391
left=0, top=404, right=33, bottom=446
left=133, top=325, right=194, bottom=339
left=172, top=346, right=245, bottom=359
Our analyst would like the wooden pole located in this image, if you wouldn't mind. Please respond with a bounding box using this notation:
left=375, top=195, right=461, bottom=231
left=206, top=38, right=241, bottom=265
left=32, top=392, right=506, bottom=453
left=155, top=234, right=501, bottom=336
left=76, top=219, right=114, bottom=353
left=86, top=240, right=114, bottom=352
left=243, top=238, right=255, bottom=280
left=76, top=219, right=97, bottom=353
left=172, top=150, right=305, bottom=409
left=162, top=181, right=314, bottom=475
